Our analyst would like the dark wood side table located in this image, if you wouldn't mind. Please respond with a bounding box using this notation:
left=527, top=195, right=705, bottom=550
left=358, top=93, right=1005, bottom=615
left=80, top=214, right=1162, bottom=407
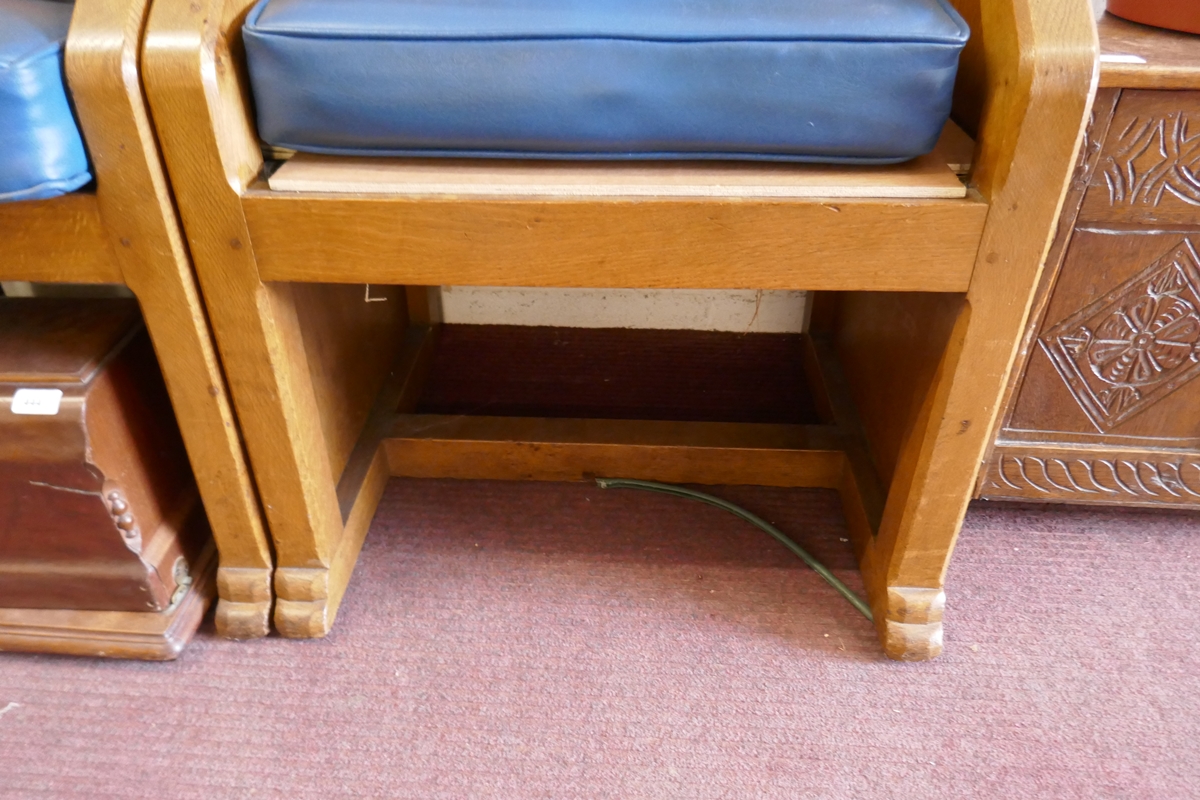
left=979, top=14, right=1200, bottom=509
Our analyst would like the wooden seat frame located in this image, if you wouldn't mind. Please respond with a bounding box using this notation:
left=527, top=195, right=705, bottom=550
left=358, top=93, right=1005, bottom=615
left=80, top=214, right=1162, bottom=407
left=142, top=0, right=1098, bottom=660
left=0, top=0, right=273, bottom=651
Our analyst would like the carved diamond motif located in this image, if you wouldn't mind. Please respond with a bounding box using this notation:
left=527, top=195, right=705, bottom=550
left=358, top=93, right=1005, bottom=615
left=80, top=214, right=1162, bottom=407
left=1102, top=111, right=1200, bottom=207
left=1040, top=239, right=1200, bottom=431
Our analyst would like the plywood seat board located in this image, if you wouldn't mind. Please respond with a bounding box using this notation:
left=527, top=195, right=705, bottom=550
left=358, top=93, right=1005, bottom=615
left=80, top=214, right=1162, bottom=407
left=267, top=123, right=974, bottom=200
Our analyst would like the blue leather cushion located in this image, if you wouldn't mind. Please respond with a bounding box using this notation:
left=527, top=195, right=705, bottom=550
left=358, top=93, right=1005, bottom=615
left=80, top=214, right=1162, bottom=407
left=0, top=0, right=91, bottom=202
left=244, top=0, right=969, bottom=163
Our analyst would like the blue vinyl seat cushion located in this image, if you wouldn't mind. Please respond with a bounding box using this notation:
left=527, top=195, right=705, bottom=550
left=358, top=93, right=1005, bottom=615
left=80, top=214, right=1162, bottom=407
left=243, top=0, right=969, bottom=164
left=0, top=0, right=91, bottom=202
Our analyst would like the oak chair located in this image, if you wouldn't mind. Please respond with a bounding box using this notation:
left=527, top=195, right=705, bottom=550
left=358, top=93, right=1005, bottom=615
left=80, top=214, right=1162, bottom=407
left=142, top=0, right=1098, bottom=659
left=0, top=0, right=273, bottom=648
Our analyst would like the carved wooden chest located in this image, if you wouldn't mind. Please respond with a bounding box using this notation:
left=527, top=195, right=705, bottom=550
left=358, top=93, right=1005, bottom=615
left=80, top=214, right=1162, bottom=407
left=0, top=298, right=201, bottom=612
left=979, top=15, right=1200, bottom=509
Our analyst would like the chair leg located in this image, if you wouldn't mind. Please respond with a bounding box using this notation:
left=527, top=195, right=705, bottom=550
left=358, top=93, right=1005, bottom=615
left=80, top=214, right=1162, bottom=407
left=221, top=281, right=346, bottom=635
left=830, top=293, right=985, bottom=660
left=272, top=445, right=391, bottom=638
left=64, top=0, right=280, bottom=638
left=876, top=587, right=947, bottom=661
left=262, top=283, right=407, bottom=636
left=838, top=0, right=1097, bottom=655
left=134, top=283, right=276, bottom=638
left=827, top=291, right=967, bottom=660
left=862, top=268, right=1053, bottom=660
left=215, top=567, right=274, bottom=639
left=143, top=268, right=345, bottom=635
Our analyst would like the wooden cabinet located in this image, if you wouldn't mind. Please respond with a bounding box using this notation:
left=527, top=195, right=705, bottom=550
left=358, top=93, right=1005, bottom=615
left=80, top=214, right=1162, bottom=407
left=0, top=298, right=214, bottom=659
left=980, top=16, right=1200, bottom=509
left=0, top=299, right=198, bottom=610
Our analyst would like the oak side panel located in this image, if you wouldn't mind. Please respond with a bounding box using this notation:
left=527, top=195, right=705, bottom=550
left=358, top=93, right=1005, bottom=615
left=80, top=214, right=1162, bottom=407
left=835, top=292, right=966, bottom=489
left=861, top=0, right=1097, bottom=626
left=144, top=0, right=345, bottom=569
left=946, top=0, right=1027, bottom=201
left=289, top=283, right=407, bottom=481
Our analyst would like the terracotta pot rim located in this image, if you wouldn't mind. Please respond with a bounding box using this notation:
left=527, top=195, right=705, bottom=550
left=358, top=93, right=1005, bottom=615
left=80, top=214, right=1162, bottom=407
left=1107, top=0, right=1200, bottom=36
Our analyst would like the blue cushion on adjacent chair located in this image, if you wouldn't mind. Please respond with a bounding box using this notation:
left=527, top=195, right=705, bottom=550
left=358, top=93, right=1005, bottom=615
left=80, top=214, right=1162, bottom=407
left=0, top=0, right=91, bottom=202
left=242, top=0, right=969, bottom=164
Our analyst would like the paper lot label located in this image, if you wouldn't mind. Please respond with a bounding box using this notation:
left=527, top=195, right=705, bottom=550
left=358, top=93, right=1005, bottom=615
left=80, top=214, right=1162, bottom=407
left=10, top=388, right=63, bottom=416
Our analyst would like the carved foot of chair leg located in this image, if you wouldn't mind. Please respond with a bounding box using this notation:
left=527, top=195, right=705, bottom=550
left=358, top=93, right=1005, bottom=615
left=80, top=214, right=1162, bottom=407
left=215, top=566, right=272, bottom=639
left=879, top=586, right=946, bottom=661
left=215, top=599, right=272, bottom=639
left=274, top=567, right=331, bottom=638
left=882, top=619, right=944, bottom=661
left=275, top=598, right=331, bottom=638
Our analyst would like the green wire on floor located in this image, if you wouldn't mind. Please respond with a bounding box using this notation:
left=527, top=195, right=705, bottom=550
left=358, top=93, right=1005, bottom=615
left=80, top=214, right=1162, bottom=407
left=595, top=478, right=874, bottom=622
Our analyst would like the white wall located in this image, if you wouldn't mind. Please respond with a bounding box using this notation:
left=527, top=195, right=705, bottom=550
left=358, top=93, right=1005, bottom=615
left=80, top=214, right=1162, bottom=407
left=439, top=287, right=809, bottom=333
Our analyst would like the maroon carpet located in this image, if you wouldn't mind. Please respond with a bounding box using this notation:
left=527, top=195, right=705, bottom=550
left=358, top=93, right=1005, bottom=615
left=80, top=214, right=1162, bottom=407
left=1, top=479, right=1197, bottom=798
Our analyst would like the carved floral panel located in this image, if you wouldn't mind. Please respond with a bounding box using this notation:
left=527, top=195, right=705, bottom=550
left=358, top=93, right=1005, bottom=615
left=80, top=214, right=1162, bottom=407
left=1102, top=110, right=1200, bottom=207
left=1039, top=239, right=1200, bottom=431
left=1079, top=91, right=1200, bottom=225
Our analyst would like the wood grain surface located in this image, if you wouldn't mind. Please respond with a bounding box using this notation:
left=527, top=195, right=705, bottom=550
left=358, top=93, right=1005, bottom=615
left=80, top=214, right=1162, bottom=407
left=384, top=416, right=845, bottom=489
left=243, top=193, right=987, bottom=292
left=0, top=538, right=215, bottom=660
left=984, top=19, right=1200, bottom=510
left=0, top=194, right=120, bottom=284
left=140, top=0, right=1098, bottom=661
left=269, top=148, right=967, bottom=199
left=840, top=0, right=1097, bottom=659
left=290, top=283, right=407, bottom=482
left=62, top=0, right=273, bottom=636
left=1078, top=90, right=1200, bottom=226
left=145, top=0, right=349, bottom=582
left=1098, top=13, right=1200, bottom=90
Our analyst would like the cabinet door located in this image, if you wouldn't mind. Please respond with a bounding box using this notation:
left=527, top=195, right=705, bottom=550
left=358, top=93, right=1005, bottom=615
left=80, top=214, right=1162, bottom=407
left=1008, top=231, right=1200, bottom=445
left=981, top=230, right=1200, bottom=507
